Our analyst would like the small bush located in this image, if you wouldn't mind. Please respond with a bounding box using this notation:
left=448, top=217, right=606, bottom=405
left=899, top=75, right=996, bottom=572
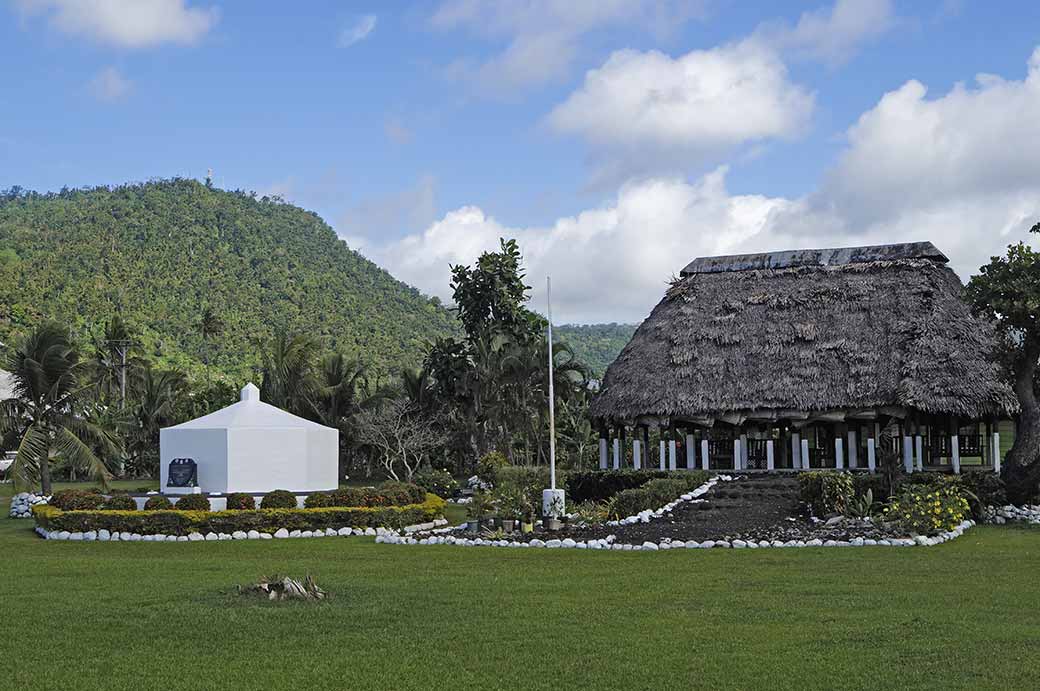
left=261, top=490, right=298, bottom=510
left=376, top=481, right=426, bottom=505
left=477, top=451, right=510, bottom=483
left=225, top=492, right=256, bottom=510
left=50, top=489, right=106, bottom=511
left=175, top=494, right=211, bottom=511
left=304, top=491, right=334, bottom=509
left=799, top=471, right=854, bottom=516
left=884, top=484, right=970, bottom=535
left=413, top=467, right=459, bottom=498
left=102, top=495, right=137, bottom=511
left=143, top=495, right=174, bottom=511
left=959, top=470, right=1007, bottom=516
left=329, top=488, right=366, bottom=507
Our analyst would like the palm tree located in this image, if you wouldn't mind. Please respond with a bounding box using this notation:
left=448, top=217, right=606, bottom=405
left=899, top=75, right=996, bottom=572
left=126, top=365, right=188, bottom=477
left=257, top=330, right=321, bottom=415
left=0, top=322, right=118, bottom=493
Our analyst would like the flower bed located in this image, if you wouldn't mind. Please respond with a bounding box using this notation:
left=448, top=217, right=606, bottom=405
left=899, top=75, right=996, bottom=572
left=33, top=494, right=445, bottom=537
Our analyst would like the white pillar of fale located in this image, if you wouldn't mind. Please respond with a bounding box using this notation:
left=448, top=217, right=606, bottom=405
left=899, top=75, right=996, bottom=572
left=700, top=439, right=710, bottom=471
left=632, top=439, right=642, bottom=471
left=993, top=432, right=1001, bottom=474
left=599, top=437, right=608, bottom=470
left=766, top=440, right=775, bottom=471
left=740, top=434, right=748, bottom=469
left=612, top=437, right=620, bottom=470
left=668, top=439, right=677, bottom=471
left=686, top=434, right=696, bottom=470
left=659, top=440, right=666, bottom=471
left=733, top=439, right=742, bottom=471
left=801, top=439, right=810, bottom=469
left=835, top=437, right=845, bottom=470
left=915, top=435, right=924, bottom=472
left=792, top=433, right=802, bottom=470
left=950, top=434, right=960, bottom=474
left=866, top=438, right=876, bottom=472
left=847, top=430, right=858, bottom=469
left=902, top=435, right=913, bottom=473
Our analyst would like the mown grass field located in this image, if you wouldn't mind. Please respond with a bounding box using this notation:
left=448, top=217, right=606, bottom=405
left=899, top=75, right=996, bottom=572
left=1, top=483, right=1038, bottom=690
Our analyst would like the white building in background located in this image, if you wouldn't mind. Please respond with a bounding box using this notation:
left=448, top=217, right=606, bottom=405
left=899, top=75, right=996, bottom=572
left=159, top=383, right=338, bottom=495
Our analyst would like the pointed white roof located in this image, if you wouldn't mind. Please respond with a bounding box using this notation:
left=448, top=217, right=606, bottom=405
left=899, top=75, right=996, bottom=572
left=166, top=383, right=333, bottom=431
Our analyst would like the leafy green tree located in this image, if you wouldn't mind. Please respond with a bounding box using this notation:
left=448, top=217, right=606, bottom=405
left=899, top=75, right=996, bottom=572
left=125, top=365, right=188, bottom=478
left=966, top=226, right=1040, bottom=502
left=0, top=322, right=119, bottom=493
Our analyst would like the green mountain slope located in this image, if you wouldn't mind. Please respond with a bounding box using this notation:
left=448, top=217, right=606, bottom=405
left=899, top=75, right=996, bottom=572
left=0, top=179, right=457, bottom=380
left=554, top=323, right=638, bottom=380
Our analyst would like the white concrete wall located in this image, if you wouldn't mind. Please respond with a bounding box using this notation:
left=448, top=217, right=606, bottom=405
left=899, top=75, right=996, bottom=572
left=226, top=428, right=309, bottom=493
left=159, top=428, right=228, bottom=494
left=307, top=427, right=339, bottom=491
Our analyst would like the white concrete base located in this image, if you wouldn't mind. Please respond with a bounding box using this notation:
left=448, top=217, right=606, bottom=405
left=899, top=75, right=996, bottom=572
left=542, top=489, right=566, bottom=519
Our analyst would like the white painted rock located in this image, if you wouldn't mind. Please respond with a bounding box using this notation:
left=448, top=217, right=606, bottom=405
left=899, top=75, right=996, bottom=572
left=641, top=541, right=659, bottom=551
left=274, top=528, right=289, bottom=538
left=205, top=532, right=219, bottom=541
left=246, top=530, right=260, bottom=540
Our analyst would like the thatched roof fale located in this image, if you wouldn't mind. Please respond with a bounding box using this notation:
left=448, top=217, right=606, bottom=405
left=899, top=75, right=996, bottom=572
left=591, top=242, right=1016, bottom=426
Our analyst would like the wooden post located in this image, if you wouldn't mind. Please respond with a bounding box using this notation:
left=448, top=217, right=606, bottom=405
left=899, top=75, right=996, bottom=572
left=733, top=438, right=742, bottom=471
left=766, top=439, right=775, bottom=471
left=801, top=438, right=810, bottom=469
left=866, top=438, right=876, bottom=472
left=951, top=434, right=960, bottom=474
left=739, top=433, right=748, bottom=470
left=914, top=432, right=923, bottom=472
left=598, top=428, right=608, bottom=470
left=659, top=437, right=666, bottom=471
left=792, top=433, right=802, bottom=470
left=632, top=438, right=641, bottom=471
left=848, top=429, right=858, bottom=469
left=612, top=430, right=620, bottom=470
left=835, top=436, right=845, bottom=470
left=686, top=431, right=696, bottom=470
left=700, top=439, right=710, bottom=471
left=902, top=431, right=913, bottom=474
left=620, top=426, right=627, bottom=469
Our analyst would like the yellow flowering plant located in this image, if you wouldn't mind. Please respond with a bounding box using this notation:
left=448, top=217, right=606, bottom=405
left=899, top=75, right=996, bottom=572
left=884, top=485, right=970, bottom=535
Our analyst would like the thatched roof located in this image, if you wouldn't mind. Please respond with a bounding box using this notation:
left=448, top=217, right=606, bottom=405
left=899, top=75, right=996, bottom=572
left=591, top=242, right=1017, bottom=426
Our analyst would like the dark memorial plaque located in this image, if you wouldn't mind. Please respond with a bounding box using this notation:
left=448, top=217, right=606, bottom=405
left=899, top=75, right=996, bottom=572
left=167, top=458, right=198, bottom=488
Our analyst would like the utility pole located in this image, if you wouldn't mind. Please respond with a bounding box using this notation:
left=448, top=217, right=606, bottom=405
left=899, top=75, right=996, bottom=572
left=107, top=338, right=132, bottom=410
left=542, top=276, right=565, bottom=524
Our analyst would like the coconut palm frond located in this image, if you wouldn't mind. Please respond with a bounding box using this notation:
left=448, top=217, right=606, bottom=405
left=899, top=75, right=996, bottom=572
left=9, top=423, right=48, bottom=492
left=53, top=426, right=112, bottom=489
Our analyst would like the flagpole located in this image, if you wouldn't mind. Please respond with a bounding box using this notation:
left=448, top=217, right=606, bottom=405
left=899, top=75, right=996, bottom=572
left=547, top=276, right=556, bottom=491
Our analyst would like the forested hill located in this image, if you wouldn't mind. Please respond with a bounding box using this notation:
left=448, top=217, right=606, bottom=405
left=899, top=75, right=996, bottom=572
left=554, top=323, right=638, bottom=380
left=0, top=179, right=457, bottom=380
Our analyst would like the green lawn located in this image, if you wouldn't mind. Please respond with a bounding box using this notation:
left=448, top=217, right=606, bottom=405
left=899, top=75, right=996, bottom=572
left=2, top=486, right=1039, bottom=690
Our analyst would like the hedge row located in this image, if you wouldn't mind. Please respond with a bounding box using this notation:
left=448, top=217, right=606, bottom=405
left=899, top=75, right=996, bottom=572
left=33, top=494, right=445, bottom=536
left=303, top=482, right=425, bottom=508
left=612, top=473, right=711, bottom=517
left=566, top=470, right=698, bottom=503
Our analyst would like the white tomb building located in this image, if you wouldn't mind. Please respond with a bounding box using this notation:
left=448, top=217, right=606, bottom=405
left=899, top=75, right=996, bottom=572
left=159, top=383, right=338, bottom=495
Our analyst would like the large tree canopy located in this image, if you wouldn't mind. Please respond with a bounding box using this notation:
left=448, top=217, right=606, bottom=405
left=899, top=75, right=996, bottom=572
left=966, top=223, right=1040, bottom=502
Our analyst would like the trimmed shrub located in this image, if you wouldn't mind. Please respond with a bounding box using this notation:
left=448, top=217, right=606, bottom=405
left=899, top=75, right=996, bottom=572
left=566, top=470, right=688, bottom=503
left=959, top=470, right=1007, bottom=517
left=413, top=468, right=459, bottom=498
left=143, top=495, right=173, bottom=511
left=329, top=488, right=366, bottom=507
left=50, top=489, right=106, bottom=511
left=260, top=490, right=298, bottom=509
left=374, top=481, right=426, bottom=506
left=610, top=473, right=710, bottom=517
left=175, top=494, right=211, bottom=511
left=884, top=484, right=970, bottom=535
left=304, top=491, right=334, bottom=509
left=32, top=494, right=446, bottom=536
left=102, top=495, right=137, bottom=511
left=799, top=471, right=854, bottom=516
left=225, top=492, right=256, bottom=510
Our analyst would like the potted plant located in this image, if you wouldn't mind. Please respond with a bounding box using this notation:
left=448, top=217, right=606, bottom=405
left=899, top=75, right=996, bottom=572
left=496, top=486, right=524, bottom=533
left=519, top=492, right=536, bottom=534
left=544, top=493, right=565, bottom=532
left=467, top=490, right=493, bottom=533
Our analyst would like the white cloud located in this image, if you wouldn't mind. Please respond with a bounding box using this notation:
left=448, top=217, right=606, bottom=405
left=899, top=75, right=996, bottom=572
left=88, top=66, right=132, bottom=101
left=547, top=40, right=814, bottom=178
left=339, top=14, right=376, bottom=48
left=758, top=0, right=894, bottom=65
left=16, top=0, right=218, bottom=48
left=369, top=46, right=1040, bottom=324
left=431, top=0, right=708, bottom=94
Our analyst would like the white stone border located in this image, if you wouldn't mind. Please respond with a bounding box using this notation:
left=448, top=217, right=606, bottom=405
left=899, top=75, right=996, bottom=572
left=376, top=520, right=977, bottom=551
left=604, top=474, right=731, bottom=527
left=985, top=504, right=1040, bottom=525
left=33, top=518, right=449, bottom=542
left=9, top=493, right=50, bottom=519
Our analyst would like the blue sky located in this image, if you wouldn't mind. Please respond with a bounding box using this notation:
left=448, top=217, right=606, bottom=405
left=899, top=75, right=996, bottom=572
left=3, top=1, right=1040, bottom=323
